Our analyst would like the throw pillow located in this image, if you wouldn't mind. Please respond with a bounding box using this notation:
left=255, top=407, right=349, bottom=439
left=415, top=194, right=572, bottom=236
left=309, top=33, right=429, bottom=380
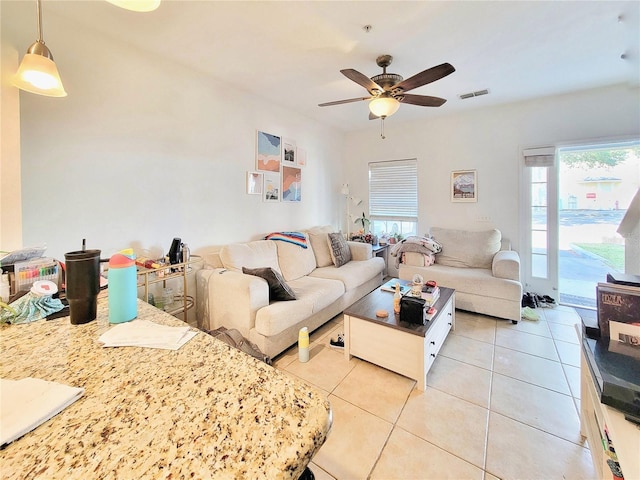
left=242, top=267, right=297, bottom=301
left=308, top=225, right=335, bottom=267
left=273, top=232, right=317, bottom=281
left=327, top=232, right=352, bottom=268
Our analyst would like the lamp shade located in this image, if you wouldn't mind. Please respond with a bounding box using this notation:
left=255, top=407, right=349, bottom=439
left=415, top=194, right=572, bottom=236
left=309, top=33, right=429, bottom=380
left=369, top=96, right=400, bottom=118
left=105, top=0, right=161, bottom=12
left=13, top=47, right=67, bottom=97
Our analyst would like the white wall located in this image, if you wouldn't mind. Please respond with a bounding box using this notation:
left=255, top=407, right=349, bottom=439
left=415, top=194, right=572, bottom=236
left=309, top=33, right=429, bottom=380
left=2, top=7, right=345, bottom=261
left=343, top=84, right=640, bottom=253
left=0, top=29, right=23, bottom=252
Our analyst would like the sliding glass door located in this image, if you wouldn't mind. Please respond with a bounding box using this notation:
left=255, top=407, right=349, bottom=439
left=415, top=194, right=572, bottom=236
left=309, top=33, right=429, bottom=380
left=522, top=141, right=639, bottom=308
left=557, top=142, right=639, bottom=307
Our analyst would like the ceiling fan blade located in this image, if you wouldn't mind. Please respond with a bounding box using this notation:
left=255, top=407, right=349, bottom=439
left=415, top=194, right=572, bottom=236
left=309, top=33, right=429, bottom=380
left=369, top=112, right=378, bottom=120
left=318, top=97, right=372, bottom=107
left=341, top=69, right=384, bottom=94
left=399, top=94, right=447, bottom=107
left=393, top=63, right=455, bottom=93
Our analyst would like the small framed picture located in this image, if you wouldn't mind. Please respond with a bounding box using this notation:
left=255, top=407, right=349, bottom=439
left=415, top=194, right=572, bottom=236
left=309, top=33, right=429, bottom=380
left=283, top=138, right=296, bottom=164
left=296, top=146, right=306, bottom=167
left=263, top=172, right=280, bottom=202
left=451, top=170, right=477, bottom=203
left=246, top=171, right=263, bottom=195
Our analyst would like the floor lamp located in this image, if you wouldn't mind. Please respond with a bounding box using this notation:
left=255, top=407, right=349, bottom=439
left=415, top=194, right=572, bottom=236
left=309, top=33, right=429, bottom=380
left=341, top=184, right=362, bottom=240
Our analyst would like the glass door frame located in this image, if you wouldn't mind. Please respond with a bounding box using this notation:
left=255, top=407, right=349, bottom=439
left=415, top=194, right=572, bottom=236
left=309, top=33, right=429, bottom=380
left=520, top=153, right=559, bottom=300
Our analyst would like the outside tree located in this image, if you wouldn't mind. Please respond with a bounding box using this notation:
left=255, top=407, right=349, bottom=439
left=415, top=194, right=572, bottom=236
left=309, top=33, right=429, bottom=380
left=561, top=147, right=639, bottom=169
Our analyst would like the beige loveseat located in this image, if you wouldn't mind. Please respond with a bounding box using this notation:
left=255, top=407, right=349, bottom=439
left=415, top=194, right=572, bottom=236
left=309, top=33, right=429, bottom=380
left=196, top=226, right=385, bottom=357
left=397, top=227, right=523, bottom=323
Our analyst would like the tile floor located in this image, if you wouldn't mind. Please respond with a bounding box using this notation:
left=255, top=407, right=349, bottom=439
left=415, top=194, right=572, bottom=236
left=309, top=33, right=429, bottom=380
left=273, top=305, right=597, bottom=480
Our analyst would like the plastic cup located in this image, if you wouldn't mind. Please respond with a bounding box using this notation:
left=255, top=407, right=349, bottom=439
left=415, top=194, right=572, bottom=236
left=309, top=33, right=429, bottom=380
left=64, top=249, right=101, bottom=325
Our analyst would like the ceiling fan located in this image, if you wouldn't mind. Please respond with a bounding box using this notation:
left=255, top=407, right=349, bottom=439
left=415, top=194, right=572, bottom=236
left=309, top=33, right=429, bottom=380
left=319, top=55, right=455, bottom=122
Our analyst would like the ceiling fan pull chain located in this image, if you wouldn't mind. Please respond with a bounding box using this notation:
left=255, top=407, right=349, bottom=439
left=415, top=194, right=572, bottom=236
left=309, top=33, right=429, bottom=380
left=380, top=117, right=386, bottom=139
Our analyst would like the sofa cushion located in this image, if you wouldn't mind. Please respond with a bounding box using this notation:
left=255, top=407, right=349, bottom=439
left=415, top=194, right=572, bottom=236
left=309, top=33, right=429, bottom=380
left=327, top=232, right=352, bottom=267
left=307, top=225, right=335, bottom=267
left=347, top=241, right=373, bottom=261
left=242, top=267, right=297, bottom=301
left=274, top=232, right=317, bottom=281
left=310, top=257, right=384, bottom=291
left=254, top=276, right=344, bottom=337
left=430, top=227, right=501, bottom=269
left=403, top=264, right=521, bottom=302
left=220, top=240, right=281, bottom=273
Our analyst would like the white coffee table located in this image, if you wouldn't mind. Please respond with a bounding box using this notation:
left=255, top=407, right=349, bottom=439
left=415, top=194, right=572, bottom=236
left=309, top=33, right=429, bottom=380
left=343, top=280, right=455, bottom=390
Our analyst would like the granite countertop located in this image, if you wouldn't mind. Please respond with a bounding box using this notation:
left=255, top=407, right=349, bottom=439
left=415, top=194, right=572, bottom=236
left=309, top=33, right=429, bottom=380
left=0, top=294, right=331, bottom=479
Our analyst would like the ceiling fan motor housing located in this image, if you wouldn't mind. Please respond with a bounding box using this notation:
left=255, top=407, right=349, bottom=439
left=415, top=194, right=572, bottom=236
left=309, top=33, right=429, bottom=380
left=370, top=73, right=404, bottom=94
left=370, top=54, right=404, bottom=96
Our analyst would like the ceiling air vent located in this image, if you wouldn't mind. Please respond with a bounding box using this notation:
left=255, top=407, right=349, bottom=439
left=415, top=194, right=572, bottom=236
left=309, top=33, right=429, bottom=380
left=459, top=89, right=490, bottom=100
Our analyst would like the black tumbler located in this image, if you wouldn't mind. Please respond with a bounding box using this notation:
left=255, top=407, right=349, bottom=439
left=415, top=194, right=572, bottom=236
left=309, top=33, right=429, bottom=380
left=64, top=249, right=101, bottom=325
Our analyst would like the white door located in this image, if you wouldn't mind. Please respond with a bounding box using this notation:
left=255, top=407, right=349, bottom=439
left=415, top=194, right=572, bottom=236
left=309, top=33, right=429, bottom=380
left=520, top=147, right=558, bottom=299
left=521, top=149, right=559, bottom=299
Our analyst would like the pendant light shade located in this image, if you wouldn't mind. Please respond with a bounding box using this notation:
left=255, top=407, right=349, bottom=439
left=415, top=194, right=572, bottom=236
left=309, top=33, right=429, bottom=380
left=369, top=96, right=400, bottom=118
left=105, top=0, right=161, bottom=12
left=13, top=0, right=67, bottom=97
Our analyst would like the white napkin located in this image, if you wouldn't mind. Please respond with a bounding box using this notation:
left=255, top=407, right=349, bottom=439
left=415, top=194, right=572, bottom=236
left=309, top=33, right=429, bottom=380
left=0, top=377, right=84, bottom=446
left=98, top=319, right=196, bottom=350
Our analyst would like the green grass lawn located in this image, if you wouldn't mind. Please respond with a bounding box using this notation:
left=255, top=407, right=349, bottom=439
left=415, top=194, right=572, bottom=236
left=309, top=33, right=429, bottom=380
left=574, top=243, right=625, bottom=271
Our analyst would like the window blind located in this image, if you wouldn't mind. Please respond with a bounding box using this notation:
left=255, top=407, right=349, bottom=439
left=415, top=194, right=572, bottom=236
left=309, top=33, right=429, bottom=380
left=523, top=146, right=556, bottom=167
left=369, top=159, right=418, bottom=220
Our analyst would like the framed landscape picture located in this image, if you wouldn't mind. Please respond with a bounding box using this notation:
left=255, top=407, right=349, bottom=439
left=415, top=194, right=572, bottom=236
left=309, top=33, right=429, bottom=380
left=451, top=170, right=477, bottom=202
left=282, top=166, right=301, bottom=202
left=256, top=131, right=281, bottom=172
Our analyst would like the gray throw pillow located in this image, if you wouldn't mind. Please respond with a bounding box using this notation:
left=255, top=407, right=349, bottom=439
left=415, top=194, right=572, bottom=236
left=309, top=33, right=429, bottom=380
left=242, top=267, right=297, bottom=301
left=327, top=232, right=352, bottom=268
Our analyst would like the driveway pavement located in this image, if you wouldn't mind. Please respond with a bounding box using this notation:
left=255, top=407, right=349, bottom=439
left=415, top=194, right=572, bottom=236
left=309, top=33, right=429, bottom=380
left=557, top=209, right=626, bottom=308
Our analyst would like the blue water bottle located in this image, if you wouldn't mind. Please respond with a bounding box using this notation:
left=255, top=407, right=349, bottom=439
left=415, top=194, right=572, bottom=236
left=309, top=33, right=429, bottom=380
left=108, top=251, right=138, bottom=324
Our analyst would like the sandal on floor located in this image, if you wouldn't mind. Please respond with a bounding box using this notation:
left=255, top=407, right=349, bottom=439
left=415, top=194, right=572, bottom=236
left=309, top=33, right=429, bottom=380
left=521, top=306, right=540, bottom=321
left=542, top=295, right=556, bottom=307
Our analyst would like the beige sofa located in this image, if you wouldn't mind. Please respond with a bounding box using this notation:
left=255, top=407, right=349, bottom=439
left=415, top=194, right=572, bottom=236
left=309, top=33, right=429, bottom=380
left=397, top=227, right=523, bottom=323
left=196, top=226, right=385, bottom=358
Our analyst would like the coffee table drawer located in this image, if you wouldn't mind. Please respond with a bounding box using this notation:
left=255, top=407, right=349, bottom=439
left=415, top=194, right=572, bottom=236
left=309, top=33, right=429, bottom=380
left=424, top=296, right=454, bottom=373
left=348, top=316, right=424, bottom=383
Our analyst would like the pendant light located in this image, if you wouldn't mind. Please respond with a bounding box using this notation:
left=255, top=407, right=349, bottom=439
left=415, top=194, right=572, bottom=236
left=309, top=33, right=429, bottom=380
left=13, top=0, right=67, bottom=97
left=105, top=0, right=161, bottom=12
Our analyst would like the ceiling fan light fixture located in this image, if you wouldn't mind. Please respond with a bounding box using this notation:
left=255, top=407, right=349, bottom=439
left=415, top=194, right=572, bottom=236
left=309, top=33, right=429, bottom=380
left=12, top=0, right=67, bottom=97
left=105, top=0, right=161, bottom=12
left=369, top=96, right=400, bottom=118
